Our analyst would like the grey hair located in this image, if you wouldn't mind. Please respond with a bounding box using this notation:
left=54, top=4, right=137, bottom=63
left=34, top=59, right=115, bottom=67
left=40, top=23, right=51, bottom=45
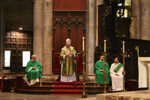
left=32, top=55, right=36, bottom=58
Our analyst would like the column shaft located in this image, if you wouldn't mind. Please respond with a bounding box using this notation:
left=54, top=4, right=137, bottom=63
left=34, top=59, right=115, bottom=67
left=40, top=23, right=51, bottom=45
left=43, top=0, right=53, bottom=75
left=86, top=0, right=96, bottom=75
left=131, top=0, right=141, bottom=39
left=140, top=0, right=150, bottom=40
left=33, top=0, right=43, bottom=64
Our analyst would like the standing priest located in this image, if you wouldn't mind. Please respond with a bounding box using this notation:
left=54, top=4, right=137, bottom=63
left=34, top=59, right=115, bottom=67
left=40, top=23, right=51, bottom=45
left=94, top=54, right=110, bottom=84
left=110, top=57, right=123, bottom=91
left=24, top=55, right=42, bottom=86
left=60, top=38, right=76, bottom=82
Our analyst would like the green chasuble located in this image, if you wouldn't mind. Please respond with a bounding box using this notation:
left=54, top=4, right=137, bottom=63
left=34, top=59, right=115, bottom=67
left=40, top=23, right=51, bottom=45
left=25, top=60, right=42, bottom=81
left=60, top=46, right=76, bottom=77
left=94, top=60, right=110, bottom=84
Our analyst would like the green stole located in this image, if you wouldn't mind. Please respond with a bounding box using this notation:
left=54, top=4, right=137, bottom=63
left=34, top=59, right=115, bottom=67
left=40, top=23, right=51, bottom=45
left=114, top=63, right=123, bottom=73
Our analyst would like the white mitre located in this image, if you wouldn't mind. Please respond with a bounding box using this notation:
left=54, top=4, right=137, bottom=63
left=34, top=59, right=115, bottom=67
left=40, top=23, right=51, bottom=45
left=66, top=38, right=71, bottom=44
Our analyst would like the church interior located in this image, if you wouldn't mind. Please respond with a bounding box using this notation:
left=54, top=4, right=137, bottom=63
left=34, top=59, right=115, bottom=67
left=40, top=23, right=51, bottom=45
left=1, top=0, right=150, bottom=100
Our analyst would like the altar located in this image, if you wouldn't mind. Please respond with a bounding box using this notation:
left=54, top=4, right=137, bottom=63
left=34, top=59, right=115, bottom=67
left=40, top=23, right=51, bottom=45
left=138, top=57, right=150, bottom=89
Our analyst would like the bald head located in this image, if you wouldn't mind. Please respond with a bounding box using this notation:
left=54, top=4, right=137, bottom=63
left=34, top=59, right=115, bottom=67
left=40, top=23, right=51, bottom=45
left=32, top=55, right=37, bottom=61
left=66, top=38, right=71, bottom=44
left=65, top=38, right=71, bottom=48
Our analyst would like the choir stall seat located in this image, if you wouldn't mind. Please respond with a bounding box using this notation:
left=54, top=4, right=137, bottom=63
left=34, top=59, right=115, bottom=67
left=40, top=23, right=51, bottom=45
left=52, top=54, right=83, bottom=74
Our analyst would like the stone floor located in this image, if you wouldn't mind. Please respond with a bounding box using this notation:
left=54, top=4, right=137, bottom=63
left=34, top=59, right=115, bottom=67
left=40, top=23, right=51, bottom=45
left=96, top=90, right=150, bottom=100
left=0, top=92, right=96, bottom=100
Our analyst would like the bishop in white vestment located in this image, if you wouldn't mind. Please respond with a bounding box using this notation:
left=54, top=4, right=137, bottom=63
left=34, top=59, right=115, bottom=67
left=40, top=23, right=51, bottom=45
left=110, top=57, right=123, bottom=91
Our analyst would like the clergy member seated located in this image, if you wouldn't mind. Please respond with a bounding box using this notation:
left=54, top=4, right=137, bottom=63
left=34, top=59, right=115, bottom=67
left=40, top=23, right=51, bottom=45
left=60, top=38, right=76, bottom=82
left=110, top=56, right=123, bottom=91
left=24, top=55, right=42, bottom=86
left=94, top=54, right=110, bottom=84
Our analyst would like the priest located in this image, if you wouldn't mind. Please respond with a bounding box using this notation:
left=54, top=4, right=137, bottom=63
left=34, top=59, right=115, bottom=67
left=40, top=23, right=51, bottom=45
left=94, top=54, right=110, bottom=84
left=60, top=38, right=76, bottom=82
left=24, top=55, right=42, bottom=86
left=110, top=57, right=123, bottom=91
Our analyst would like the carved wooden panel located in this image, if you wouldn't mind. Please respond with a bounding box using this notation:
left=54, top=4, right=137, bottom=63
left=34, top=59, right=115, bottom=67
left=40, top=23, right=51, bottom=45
left=53, top=11, right=86, bottom=53
left=53, top=0, right=86, bottom=11
left=5, top=31, right=33, bottom=51
left=5, top=31, right=33, bottom=73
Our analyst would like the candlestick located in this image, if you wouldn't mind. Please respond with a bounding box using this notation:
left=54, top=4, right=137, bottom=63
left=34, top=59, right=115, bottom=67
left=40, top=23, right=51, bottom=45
left=122, top=41, right=126, bottom=92
left=82, top=37, right=85, bottom=51
left=81, top=37, right=87, bottom=98
left=104, top=40, right=106, bottom=53
left=123, top=41, right=125, bottom=53
left=103, top=40, right=107, bottom=93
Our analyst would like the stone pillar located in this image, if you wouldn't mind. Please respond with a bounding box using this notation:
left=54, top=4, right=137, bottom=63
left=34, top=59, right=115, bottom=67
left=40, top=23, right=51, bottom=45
left=132, top=0, right=150, bottom=40
left=34, top=0, right=54, bottom=80
left=97, top=0, right=103, bottom=5
left=86, top=0, right=96, bottom=78
left=42, top=0, right=53, bottom=77
left=140, top=9, right=150, bottom=40
left=140, top=0, right=150, bottom=40
left=130, top=17, right=136, bottom=38
left=33, top=0, right=43, bottom=64
left=96, top=0, right=104, bottom=46
left=131, top=0, right=141, bottom=39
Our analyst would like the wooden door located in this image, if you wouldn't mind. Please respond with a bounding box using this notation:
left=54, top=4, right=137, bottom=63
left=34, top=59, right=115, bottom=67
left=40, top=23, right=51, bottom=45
left=52, top=0, right=86, bottom=73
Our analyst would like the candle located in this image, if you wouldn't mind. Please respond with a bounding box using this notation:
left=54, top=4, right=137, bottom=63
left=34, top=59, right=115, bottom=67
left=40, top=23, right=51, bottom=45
left=82, top=37, right=85, bottom=51
left=123, top=41, right=125, bottom=53
left=104, top=40, right=106, bottom=53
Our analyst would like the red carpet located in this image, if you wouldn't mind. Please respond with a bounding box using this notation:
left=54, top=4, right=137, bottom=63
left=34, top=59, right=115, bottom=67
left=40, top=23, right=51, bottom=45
left=14, top=81, right=107, bottom=94
left=54, top=85, right=83, bottom=89
left=54, top=81, right=83, bottom=85
left=52, top=81, right=83, bottom=94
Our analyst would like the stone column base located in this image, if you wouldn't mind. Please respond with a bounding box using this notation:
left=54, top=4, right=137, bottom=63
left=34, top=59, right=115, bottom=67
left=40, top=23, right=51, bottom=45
left=79, top=75, right=95, bottom=81
left=87, top=75, right=95, bottom=81
left=41, top=74, right=59, bottom=81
